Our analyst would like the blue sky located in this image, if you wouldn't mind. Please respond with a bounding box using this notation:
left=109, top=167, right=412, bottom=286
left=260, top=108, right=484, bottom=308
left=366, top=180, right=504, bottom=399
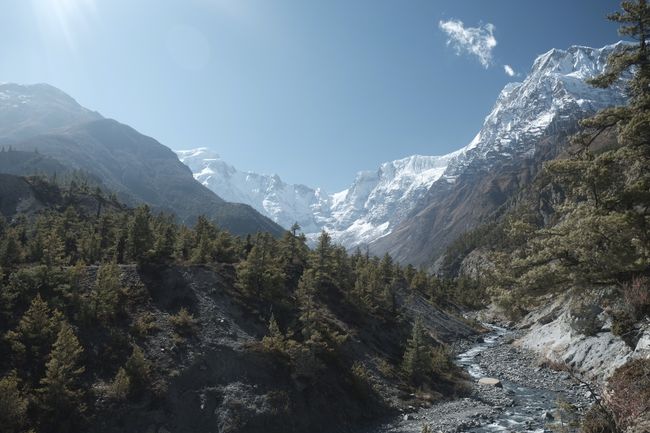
left=1, top=0, right=621, bottom=191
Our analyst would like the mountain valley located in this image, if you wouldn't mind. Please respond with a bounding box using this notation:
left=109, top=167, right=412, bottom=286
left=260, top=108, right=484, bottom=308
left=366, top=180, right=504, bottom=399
left=1, top=3, right=650, bottom=433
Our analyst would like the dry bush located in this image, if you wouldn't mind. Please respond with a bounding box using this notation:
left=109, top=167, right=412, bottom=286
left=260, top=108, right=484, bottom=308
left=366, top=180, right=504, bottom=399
left=622, top=276, right=650, bottom=320
left=581, top=404, right=616, bottom=433
left=170, top=307, right=198, bottom=336
left=606, top=358, right=650, bottom=430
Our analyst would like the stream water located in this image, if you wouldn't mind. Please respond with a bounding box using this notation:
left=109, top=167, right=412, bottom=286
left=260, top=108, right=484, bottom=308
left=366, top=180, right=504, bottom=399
left=458, top=325, right=559, bottom=433
left=367, top=324, right=586, bottom=433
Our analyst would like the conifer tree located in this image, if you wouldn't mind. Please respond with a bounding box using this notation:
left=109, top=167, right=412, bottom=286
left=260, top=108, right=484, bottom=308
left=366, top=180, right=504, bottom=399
left=279, top=226, right=309, bottom=288
left=5, top=295, right=62, bottom=378
left=402, top=316, right=431, bottom=383
left=126, top=205, right=153, bottom=262
left=152, top=215, right=177, bottom=262
left=38, top=322, right=86, bottom=430
left=42, top=228, right=66, bottom=267
left=0, top=229, right=23, bottom=268
left=0, top=372, right=28, bottom=433
left=262, top=313, right=286, bottom=352
left=124, top=344, right=151, bottom=396
left=236, top=233, right=284, bottom=299
left=92, top=260, right=121, bottom=324
left=107, top=367, right=130, bottom=401
left=309, top=231, right=336, bottom=291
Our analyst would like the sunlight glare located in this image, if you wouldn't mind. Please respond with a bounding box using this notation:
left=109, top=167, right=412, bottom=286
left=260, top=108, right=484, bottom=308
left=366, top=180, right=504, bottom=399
left=31, top=0, right=98, bottom=51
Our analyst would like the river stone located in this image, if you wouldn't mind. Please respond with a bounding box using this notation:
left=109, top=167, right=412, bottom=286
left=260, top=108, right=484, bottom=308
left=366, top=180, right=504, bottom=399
left=478, top=377, right=502, bottom=387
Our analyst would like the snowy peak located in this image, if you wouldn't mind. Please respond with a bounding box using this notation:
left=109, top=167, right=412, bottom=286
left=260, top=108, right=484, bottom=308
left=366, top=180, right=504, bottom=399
left=444, top=42, right=628, bottom=178
left=530, top=42, right=628, bottom=79
left=176, top=148, right=327, bottom=233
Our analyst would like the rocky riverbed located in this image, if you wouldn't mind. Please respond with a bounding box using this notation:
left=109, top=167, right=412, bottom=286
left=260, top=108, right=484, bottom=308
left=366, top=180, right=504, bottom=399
left=366, top=325, right=594, bottom=433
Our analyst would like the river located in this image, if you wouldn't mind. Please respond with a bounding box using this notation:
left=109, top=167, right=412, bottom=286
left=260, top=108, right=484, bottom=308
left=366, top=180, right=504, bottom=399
left=369, top=324, right=592, bottom=433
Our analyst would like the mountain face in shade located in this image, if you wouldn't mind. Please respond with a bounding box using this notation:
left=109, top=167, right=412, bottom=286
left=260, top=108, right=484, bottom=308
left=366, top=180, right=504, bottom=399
left=0, top=83, right=283, bottom=236
left=179, top=42, right=628, bottom=257
left=0, top=83, right=101, bottom=141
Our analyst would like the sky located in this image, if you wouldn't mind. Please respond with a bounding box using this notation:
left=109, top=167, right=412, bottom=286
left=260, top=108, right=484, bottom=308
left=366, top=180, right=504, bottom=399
left=1, top=0, right=623, bottom=191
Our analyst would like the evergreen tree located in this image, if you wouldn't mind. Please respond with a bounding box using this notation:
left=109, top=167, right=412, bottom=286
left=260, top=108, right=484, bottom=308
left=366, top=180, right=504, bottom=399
left=309, top=231, right=336, bottom=291
left=0, top=229, right=23, bottom=268
left=174, top=225, right=195, bottom=262
left=0, top=372, right=28, bottom=433
left=38, top=322, right=86, bottom=431
left=236, top=233, right=284, bottom=300
left=152, top=215, right=177, bottom=262
left=5, top=295, right=62, bottom=379
left=189, top=216, right=217, bottom=263
left=402, top=316, right=431, bottom=383
left=107, top=367, right=130, bottom=401
left=262, top=313, right=286, bottom=352
left=126, top=205, right=153, bottom=262
left=91, top=260, right=121, bottom=324
left=124, top=344, right=151, bottom=396
left=278, top=227, right=309, bottom=288
left=42, top=228, right=66, bottom=267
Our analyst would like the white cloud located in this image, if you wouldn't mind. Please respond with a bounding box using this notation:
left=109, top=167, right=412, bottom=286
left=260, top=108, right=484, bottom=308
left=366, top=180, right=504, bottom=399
left=504, top=64, right=515, bottom=76
left=438, top=19, right=497, bottom=68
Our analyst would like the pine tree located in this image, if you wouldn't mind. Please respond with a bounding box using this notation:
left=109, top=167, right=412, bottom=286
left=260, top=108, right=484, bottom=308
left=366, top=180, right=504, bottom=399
left=236, top=233, right=284, bottom=300
left=174, top=225, right=195, bottom=262
left=107, top=367, right=130, bottom=401
left=309, top=231, right=335, bottom=291
left=126, top=205, right=153, bottom=262
left=262, top=313, right=286, bottom=352
left=91, top=260, right=121, bottom=324
left=278, top=228, right=309, bottom=288
left=190, top=215, right=219, bottom=263
left=523, top=1, right=650, bottom=292
left=0, top=372, right=28, bottom=433
left=40, top=225, right=67, bottom=267
left=0, top=229, right=23, bottom=268
left=402, top=316, right=431, bottom=383
left=5, top=295, right=62, bottom=378
left=38, top=322, right=86, bottom=430
left=152, top=215, right=176, bottom=262
left=125, top=344, right=151, bottom=396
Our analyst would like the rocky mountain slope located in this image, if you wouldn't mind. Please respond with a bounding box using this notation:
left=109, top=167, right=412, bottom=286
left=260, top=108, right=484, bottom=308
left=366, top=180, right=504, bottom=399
left=0, top=83, right=101, bottom=141
left=179, top=42, right=629, bottom=260
left=0, top=83, right=282, bottom=236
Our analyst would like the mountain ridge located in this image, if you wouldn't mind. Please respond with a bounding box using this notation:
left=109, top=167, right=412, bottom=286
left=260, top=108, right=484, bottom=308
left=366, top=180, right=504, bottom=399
left=0, top=83, right=284, bottom=236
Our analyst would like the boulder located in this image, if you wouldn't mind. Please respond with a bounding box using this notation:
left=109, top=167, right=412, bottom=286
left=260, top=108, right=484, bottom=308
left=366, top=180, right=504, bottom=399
left=478, top=377, right=502, bottom=387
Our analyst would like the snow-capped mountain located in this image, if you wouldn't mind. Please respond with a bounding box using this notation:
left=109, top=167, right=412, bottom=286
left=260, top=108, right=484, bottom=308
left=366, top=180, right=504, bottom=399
left=176, top=148, right=459, bottom=245
left=178, top=42, right=628, bottom=253
left=319, top=153, right=460, bottom=246
left=176, top=148, right=328, bottom=233
left=442, top=42, right=628, bottom=181
left=370, top=41, right=630, bottom=265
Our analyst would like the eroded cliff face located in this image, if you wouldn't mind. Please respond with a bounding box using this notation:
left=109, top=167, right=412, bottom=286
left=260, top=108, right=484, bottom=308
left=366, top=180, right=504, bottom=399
left=517, top=295, right=648, bottom=380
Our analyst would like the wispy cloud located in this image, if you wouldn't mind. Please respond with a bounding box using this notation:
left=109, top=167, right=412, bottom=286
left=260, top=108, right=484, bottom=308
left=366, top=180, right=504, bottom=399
left=438, top=19, right=496, bottom=68
left=503, top=64, right=515, bottom=76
